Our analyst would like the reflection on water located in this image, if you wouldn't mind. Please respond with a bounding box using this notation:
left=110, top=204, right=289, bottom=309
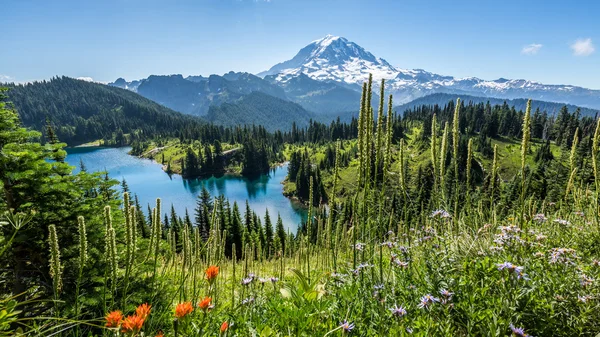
left=65, top=147, right=306, bottom=232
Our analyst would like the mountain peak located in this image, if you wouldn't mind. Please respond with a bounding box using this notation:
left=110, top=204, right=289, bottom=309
left=312, top=35, right=346, bottom=46
left=258, top=35, right=397, bottom=84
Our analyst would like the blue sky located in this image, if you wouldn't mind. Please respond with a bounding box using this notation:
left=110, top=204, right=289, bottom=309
left=1, top=0, right=598, bottom=88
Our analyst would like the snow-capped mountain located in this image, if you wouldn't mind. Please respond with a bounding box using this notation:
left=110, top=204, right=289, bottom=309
left=259, top=35, right=398, bottom=87
left=259, top=35, right=600, bottom=109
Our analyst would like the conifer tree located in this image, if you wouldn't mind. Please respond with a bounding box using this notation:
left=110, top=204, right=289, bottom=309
left=227, top=202, right=243, bottom=259
left=276, top=214, right=286, bottom=255
left=264, top=210, right=274, bottom=257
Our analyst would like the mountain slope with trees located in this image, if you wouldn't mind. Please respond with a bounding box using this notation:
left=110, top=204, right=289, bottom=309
left=204, top=92, right=314, bottom=131
left=3, top=76, right=204, bottom=145
left=396, top=93, right=598, bottom=117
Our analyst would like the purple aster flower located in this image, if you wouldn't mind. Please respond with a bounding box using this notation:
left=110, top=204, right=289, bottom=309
left=241, top=297, right=254, bottom=305
left=578, top=295, right=590, bottom=303
left=439, top=289, right=453, bottom=298
left=241, top=277, right=253, bottom=286
left=406, top=327, right=413, bottom=334
left=394, top=260, right=409, bottom=268
left=389, top=305, right=407, bottom=317
left=381, top=241, right=395, bottom=248
left=269, top=276, right=279, bottom=283
left=339, top=320, right=355, bottom=333
left=430, top=209, right=451, bottom=218
left=354, top=243, right=365, bottom=251
left=532, top=213, right=547, bottom=222
left=497, top=262, right=515, bottom=271
left=509, top=324, right=527, bottom=336
left=374, top=284, right=384, bottom=291
left=417, top=294, right=440, bottom=309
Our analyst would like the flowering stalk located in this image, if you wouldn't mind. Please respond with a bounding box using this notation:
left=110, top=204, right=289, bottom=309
left=399, top=139, right=406, bottom=192
left=374, top=79, right=385, bottom=185
left=569, top=128, right=579, bottom=174
left=490, top=144, right=499, bottom=208
left=452, top=98, right=461, bottom=189
left=48, top=224, right=62, bottom=302
left=440, top=121, right=449, bottom=202
left=520, top=99, right=532, bottom=206
left=430, top=114, right=438, bottom=197
left=592, top=118, right=600, bottom=210
left=466, top=138, right=473, bottom=195
left=357, top=82, right=367, bottom=186
left=75, top=216, right=87, bottom=334
left=383, top=94, right=393, bottom=183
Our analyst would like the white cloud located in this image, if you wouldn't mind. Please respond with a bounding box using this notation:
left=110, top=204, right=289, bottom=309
left=570, top=38, right=595, bottom=56
left=76, top=76, right=95, bottom=82
left=0, top=74, right=14, bottom=82
left=521, top=43, right=542, bottom=55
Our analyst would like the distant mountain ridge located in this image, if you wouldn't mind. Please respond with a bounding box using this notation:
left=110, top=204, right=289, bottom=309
left=110, top=72, right=287, bottom=116
left=258, top=35, right=600, bottom=110
left=108, top=34, right=600, bottom=126
left=396, top=93, right=599, bottom=117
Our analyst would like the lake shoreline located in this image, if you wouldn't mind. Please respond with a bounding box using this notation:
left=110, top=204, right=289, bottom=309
left=66, top=146, right=307, bottom=231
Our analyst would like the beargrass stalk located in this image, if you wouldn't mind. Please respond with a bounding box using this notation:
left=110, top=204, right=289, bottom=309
left=151, top=198, right=162, bottom=291
left=452, top=99, right=461, bottom=227
left=74, top=216, right=87, bottom=321
left=122, top=194, right=134, bottom=308
left=466, top=138, right=473, bottom=200
left=329, top=140, right=341, bottom=272
left=452, top=98, right=461, bottom=188
left=103, top=206, right=118, bottom=304
left=592, top=118, right=600, bottom=212
left=74, top=216, right=87, bottom=337
left=383, top=94, right=394, bottom=182
left=306, top=176, right=314, bottom=281
left=569, top=128, right=579, bottom=173
left=440, top=122, right=449, bottom=202
left=375, top=79, right=385, bottom=184
left=520, top=99, right=532, bottom=208
left=399, top=139, right=406, bottom=191
left=565, top=168, right=578, bottom=202
left=357, top=83, right=367, bottom=186
left=130, top=205, right=137, bottom=257
left=490, top=144, right=499, bottom=211
left=107, top=225, right=118, bottom=302
left=363, top=74, right=373, bottom=186
left=431, top=114, right=438, bottom=197
left=366, top=107, right=374, bottom=186
left=48, top=224, right=62, bottom=310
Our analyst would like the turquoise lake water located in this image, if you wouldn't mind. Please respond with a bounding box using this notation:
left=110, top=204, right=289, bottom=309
left=65, top=147, right=306, bottom=232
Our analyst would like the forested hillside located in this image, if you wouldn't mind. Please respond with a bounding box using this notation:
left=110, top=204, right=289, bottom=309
left=204, top=92, right=314, bottom=131
left=4, top=76, right=204, bottom=145
left=396, top=93, right=599, bottom=117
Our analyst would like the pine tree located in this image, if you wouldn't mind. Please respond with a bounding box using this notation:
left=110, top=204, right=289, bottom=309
left=276, top=214, right=286, bottom=255
left=264, top=209, right=274, bottom=257
left=227, top=202, right=243, bottom=259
